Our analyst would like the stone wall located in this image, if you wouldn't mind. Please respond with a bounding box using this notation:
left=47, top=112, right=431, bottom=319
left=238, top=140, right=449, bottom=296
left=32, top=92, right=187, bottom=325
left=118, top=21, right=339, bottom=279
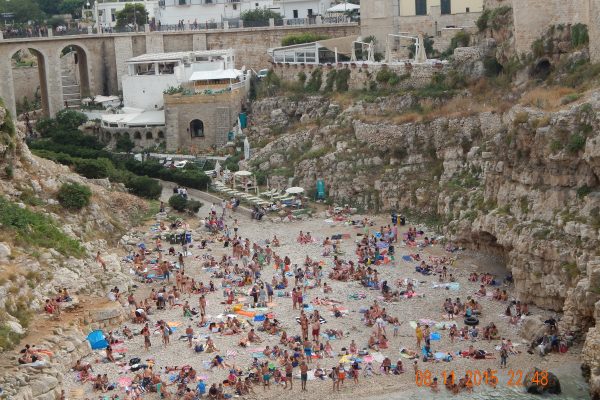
left=589, top=0, right=600, bottom=63
left=271, top=62, right=448, bottom=91
left=361, top=2, right=481, bottom=53
left=11, top=67, right=40, bottom=106
left=164, top=89, right=245, bottom=152
left=204, top=24, right=360, bottom=69
left=512, top=0, right=590, bottom=55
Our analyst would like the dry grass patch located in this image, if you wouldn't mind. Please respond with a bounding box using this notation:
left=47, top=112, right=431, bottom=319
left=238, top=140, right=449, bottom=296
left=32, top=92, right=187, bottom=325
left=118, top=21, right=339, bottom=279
left=520, top=86, right=578, bottom=110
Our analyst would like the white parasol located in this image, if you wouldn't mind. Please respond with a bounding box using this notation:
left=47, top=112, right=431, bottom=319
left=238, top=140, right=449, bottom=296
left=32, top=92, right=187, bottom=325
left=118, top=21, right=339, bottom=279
left=234, top=170, right=252, bottom=177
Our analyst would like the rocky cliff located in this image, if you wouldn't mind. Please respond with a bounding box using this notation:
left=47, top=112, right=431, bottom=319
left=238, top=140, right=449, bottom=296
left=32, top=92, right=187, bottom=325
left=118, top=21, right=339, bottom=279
left=245, top=91, right=600, bottom=396
left=0, top=104, right=150, bottom=398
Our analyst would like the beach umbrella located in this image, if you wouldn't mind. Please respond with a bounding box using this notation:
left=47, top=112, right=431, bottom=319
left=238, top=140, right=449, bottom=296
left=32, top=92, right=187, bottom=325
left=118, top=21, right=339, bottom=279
left=234, top=170, right=252, bottom=177
left=339, top=354, right=352, bottom=364
left=286, top=187, right=304, bottom=194
left=244, top=137, right=250, bottom=160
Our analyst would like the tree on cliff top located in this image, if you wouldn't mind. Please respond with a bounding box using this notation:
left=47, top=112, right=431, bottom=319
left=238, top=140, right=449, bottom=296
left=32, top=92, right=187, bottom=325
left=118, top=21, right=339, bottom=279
left=240, top=8, right=282, bottom=22
left=116, top=3, right=148, bottom=28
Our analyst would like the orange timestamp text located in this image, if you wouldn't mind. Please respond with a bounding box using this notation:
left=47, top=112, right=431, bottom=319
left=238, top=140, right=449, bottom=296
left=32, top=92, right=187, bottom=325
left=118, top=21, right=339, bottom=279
left=415, top=369, right=550, bottom=388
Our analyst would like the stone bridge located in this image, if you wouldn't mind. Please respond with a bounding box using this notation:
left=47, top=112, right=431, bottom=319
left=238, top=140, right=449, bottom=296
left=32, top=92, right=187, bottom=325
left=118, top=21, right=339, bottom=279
left=0, top=23, right=359, bottom=118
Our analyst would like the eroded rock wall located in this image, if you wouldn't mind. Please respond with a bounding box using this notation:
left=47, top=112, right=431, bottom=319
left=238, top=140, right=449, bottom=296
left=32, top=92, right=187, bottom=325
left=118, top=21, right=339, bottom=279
left=245, top=93, right=600, bottom=396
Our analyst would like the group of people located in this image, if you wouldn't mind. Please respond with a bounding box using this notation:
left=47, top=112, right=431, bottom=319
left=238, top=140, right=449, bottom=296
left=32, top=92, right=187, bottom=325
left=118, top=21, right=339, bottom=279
left=57, top=203, right=566, bottom=400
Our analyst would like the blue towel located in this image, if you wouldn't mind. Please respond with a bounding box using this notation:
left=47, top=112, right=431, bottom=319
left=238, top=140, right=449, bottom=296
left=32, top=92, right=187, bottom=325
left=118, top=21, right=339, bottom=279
left=402, top=255, right=412, bottom=262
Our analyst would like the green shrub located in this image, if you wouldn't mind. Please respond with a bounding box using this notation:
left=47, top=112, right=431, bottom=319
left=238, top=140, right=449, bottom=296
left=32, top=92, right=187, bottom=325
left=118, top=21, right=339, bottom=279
left=335, top=69, right=351, bottom=92
left=126, top=175, right=162, bottom=199
left=567, top=133, right=586, bottom=153
left=115, top=135, right=135, bottom=152
left=169, top=194, right=187, bottom=211
left=571, top=23, right=589, bottom=48
left=476, top=9, right=491, bottom=31
left=446, top=31, right=471, bottom=55
left=281, top=32, right=329, bottom=46
left=55, top=109, right=88, bottom=131
left=305, top=69, right=323, bottom=92
left=241, top=8, right=282, bottom=22
left=297, top=71, right=307, bottom=84
left=577, top=185, right=592, bottom=199
left=73, top=158, right=112, bottom=179
left=324, top=70, right=337, bottom=92
left=0, top=197, right=84, bottom=257
left=185, top=200, right=202, bottom=213
left=57, top=182, right=92, bottom=210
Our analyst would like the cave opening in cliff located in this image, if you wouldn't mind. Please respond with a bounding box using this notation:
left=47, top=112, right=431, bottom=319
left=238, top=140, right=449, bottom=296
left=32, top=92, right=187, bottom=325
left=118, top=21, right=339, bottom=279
left=464, top=231, right=511, bottom=278
left=531, top=58, right=553, bottom=80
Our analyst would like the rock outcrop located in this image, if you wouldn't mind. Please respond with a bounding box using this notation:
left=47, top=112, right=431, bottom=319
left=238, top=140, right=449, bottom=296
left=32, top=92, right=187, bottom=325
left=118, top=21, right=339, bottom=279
left=245, top=92, right=600, bottom=396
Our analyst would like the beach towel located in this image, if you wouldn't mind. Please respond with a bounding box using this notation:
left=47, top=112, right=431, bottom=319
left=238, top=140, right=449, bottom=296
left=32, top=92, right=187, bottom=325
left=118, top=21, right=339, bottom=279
left=402, top=255, right=413, bottom=262
left=430, top=332, right=441, bottom=341
left=371, top=352, right=385, bottom=363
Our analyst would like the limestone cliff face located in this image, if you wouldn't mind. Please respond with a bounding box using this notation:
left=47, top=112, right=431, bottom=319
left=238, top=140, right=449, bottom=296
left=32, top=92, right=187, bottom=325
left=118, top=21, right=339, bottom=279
left=0, top=104, right=146, bottom=326
left=246, top=93, right=600, bottom=396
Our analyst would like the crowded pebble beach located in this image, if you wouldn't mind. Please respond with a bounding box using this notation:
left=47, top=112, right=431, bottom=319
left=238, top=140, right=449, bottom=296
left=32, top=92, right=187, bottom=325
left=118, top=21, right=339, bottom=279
left=54, top=199, right=581, bottom=400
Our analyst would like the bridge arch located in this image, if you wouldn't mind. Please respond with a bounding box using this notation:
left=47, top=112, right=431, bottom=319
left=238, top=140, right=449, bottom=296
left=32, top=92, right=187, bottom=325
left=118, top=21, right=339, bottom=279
left=8, top=47, right=51, bottom=117
left=59, top=44, right=92, bottom=108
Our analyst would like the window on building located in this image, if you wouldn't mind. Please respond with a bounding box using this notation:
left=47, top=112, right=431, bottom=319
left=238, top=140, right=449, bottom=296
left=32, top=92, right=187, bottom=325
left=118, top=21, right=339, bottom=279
left=233, top=4, right=237, bottom=9
left=293, top=10, right=298, bottom=18
left=190, top=119, right=204, bottom=137
left=466, top=7, right=470, bottom=12
left=146, top=132, right=153, bottom=139
left=415, top=0, right=427, bottom=15
left=134, top=132, right=142, bottom=140
left=158, top=131, right=165, bottom=139
left=111, top=9, right=116, bottom=22
left=179, top=0, right=187, bottom=5
left=441, top=0, right=451, bottom=15
left=307, top=9, right=313, bottom=16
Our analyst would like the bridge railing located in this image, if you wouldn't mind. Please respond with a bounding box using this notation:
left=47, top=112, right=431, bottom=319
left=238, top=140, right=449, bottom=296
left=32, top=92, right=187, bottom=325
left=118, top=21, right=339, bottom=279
left=1, top=18, right=357, bottom=40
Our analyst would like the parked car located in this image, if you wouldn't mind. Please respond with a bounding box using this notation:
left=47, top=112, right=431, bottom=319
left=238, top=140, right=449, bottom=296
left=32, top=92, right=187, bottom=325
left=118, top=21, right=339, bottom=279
left=257, top=69, right=269, bottom=79
left=174, top=160, right=188, bottom=169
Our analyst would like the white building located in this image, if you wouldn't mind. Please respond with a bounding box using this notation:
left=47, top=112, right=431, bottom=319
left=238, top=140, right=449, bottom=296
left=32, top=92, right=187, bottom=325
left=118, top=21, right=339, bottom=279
left=121, top=49, right=238, bottom=109
left=91, top=0, right=160, bottom=28
left=156, top=0, right=332, bottom=25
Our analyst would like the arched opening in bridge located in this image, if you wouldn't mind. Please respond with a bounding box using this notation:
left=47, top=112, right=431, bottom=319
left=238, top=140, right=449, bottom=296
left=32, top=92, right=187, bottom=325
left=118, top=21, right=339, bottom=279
left=10, top=48, right=50, bottom=117
left=59, top=45, right=91, bottom=109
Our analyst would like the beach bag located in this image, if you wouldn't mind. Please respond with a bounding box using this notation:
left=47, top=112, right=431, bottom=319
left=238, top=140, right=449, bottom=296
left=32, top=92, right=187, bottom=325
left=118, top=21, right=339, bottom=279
left=195, top=344, right=204, bottom=353
left=129, top=357, right=141, bottom=366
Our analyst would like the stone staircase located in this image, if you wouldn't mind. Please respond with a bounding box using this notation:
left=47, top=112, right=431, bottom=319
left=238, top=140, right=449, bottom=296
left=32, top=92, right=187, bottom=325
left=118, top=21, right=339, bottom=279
left=60, top=53, right=82, bottom=109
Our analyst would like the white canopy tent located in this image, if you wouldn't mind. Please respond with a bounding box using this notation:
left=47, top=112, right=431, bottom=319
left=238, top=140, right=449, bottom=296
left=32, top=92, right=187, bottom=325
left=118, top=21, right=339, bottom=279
left=327, top=3, right=360, bottom=13
left=286, top=187, right=305, bottom=194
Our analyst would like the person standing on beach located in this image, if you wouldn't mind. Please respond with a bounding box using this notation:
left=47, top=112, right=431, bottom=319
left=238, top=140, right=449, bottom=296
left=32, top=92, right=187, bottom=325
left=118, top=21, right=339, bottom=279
left=415, top=323, right=423, bottom=349
left=285, top=359, right=294, bottom=390
left=500, top=346, right=508, bottom=368
left=300, top=361, right=308, bottom=391
left=142, top=323, right=151, bottom=351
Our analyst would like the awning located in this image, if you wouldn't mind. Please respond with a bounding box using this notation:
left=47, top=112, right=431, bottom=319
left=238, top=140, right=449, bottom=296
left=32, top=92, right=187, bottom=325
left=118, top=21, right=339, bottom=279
left=327, top=3, right=360, bottom=13
left=189, top=69, right=242, bottom=82
left=316, top=36, right=357, bottom=56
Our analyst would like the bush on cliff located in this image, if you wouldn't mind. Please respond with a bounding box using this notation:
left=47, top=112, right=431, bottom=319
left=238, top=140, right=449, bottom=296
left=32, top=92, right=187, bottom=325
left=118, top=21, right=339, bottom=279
left=58, top=182, right=92, bottom=210
left=0, top=196, right=84, bottom=257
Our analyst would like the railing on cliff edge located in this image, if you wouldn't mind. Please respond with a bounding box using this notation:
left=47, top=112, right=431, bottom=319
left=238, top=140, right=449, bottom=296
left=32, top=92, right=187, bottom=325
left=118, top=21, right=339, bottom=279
left=0, top=17, right=357, bottom=41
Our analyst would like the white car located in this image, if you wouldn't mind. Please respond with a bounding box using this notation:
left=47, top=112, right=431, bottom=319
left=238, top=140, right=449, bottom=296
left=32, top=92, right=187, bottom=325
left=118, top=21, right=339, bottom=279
left=257, top=69, right=269, bottom=79
left=174, top=160, right=188, bottom=169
